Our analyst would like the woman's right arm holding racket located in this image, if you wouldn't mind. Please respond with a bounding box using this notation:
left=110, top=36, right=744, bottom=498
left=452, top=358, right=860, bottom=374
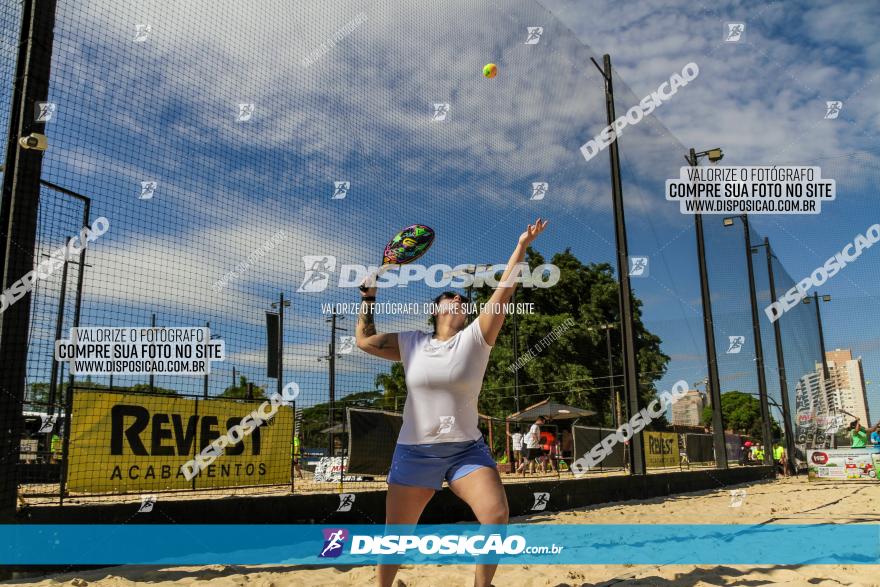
left=355, top=282, right=401, bottom=361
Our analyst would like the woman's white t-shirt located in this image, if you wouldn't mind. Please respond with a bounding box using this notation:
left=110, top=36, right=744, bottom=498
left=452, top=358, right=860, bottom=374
left=396, top=320, right=493, bottom=445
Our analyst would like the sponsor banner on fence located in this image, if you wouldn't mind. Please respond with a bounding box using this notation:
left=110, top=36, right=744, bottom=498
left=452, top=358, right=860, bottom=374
left=4, top=524, right=878, bottom=565
left=67, top=390, right=292, bottom=492
left=645, top=431, right=678, bottom=468
left=807, top=447, right=880, bottom=481
left=313, top=457, right=362, bottom=482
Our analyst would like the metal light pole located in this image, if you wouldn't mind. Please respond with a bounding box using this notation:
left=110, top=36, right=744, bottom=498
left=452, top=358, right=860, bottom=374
left=591, top=54, right=645, bottom=475
left=149, top=313, right=156, bottom=393
left=320, top=311, right=346, bottom=455
left=47, top=240, right=70, bottom=415
left=203, top=321, right=210, bottom=399
left=590, top=323, right=619, bottom=427
left=512, top=287, right=521, bottom=413
left=723, top=215, right=773, bottom=465
left=688, top=147, right=728, bottom=469
left=804, top=292, right=831, bottom=380
left=0, top=0, right=59, bottom=517
left=270, top=293, right=291, bottom=402
left=604, top=324, right=618, bottom=427
left=756, top=238, right=796, bottom=474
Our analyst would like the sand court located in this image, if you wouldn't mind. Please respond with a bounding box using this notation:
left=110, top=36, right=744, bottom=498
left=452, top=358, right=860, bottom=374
left=5, top=476, right=879, bottom=586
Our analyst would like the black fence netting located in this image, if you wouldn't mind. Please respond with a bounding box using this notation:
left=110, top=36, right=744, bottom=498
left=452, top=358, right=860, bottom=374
left=7, top=0, right=870, bottom=510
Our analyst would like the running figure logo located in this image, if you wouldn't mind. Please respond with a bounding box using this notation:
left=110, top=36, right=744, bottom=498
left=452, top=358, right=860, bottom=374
left=138, top=495, right=157, bottom=513
left=319, top=528, right=348, bottom=558
left=338, top=336, right=356, bottom=354
left=237, top=103, right=255, bottom=122
left=37, top=416, right=55, bottom=434
left=437, top=416, right=456, bottom=435
left=726, top=335, right=745, bottom=354
left=729, top=489, right=746, bottom=508
left=525, top=27, right=544, bottom=44
left=432, top=103, right=450, bottom=121
left=725, top=23, right=744, bottom=42
left=530, top=182, right=548, bottom=201
left=824, top=101, right=843, bottom=120
left=628, top=256, right=649, bottom=277
left=35, top=102, right=56, bottom=123
left=133, top=24, right=152, bottom=42
left=531, top=492, right=550, bottom=511
left=336, top=494, right=355, bottom=512
left=139, top=181, right=158, bottom=200
left=298, top=255, right=337, bottom=292
left=331, top=181, right=350, bottom=200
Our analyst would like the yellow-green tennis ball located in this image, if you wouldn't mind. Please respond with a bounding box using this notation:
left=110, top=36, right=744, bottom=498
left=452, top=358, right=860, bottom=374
left=483, top=63, right=498, bottom=78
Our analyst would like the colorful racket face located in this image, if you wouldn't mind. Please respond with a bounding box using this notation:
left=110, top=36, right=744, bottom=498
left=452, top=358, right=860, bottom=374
left=382, top=224, right=434, bottom=266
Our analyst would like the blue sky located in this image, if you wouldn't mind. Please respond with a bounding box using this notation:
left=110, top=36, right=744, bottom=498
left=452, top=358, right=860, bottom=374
left=4, top=0, right=879, bottom=425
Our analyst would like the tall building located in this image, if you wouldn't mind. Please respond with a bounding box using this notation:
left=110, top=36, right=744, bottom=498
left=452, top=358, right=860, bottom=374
left=795, top=370, right=827, bottom=417
left=671, top=389, right=705, bottom=427
left=824, top=349, right=871, bottom=424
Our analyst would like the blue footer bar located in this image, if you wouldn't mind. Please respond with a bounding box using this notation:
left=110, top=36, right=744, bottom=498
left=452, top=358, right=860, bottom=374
left=4, top=524, right=878, bottom=565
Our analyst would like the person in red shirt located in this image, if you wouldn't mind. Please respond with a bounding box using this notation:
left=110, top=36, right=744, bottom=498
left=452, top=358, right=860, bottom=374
left=539, top=429, right=557, bottom=473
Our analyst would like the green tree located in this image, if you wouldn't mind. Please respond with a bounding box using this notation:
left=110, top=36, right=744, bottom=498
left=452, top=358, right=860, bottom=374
left=25, top=382, right=50, bottom=409
left=375, top=363, right=407, bottom=411
left=299, top=390, right=384, bottom=449
left=219, top=375, right=267, bottom=399
left=129, top=383, right=182, bottom=396
left=701, top=390, right=782, bottom=439
left=371, top=246, right=671, bottom=427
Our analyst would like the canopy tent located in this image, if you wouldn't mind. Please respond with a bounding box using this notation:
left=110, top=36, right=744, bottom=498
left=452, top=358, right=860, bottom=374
left=507, top=399, right=595, bottom=422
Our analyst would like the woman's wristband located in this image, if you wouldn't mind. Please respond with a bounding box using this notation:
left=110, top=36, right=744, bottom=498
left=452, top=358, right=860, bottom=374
left=361, top=296, right=376, bottom=302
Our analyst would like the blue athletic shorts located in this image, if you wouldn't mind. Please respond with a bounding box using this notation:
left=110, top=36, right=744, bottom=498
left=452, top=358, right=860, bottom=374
left=387, top=439, right=497, bottom=491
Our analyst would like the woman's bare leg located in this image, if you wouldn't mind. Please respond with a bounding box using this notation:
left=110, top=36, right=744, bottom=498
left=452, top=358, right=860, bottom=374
left=377, top=484, right=435, bottom=587
left=449, top=467, right=509, bottom=587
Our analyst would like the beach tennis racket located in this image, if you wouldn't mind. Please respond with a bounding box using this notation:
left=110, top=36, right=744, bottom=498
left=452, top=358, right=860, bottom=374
left=359, top=224, right=435, bottom=292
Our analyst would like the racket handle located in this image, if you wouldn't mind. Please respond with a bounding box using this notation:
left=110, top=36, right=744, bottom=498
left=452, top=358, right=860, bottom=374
left=360, top=266, right=387, bottom=292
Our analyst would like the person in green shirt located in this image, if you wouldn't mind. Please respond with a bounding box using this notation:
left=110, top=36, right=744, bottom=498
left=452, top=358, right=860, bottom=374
left=772, top=443, right=789, bottom=477
left=50, top=433, right=62, bottom=464
left=848, top=419, right=879, bottom=448
left=291, top=434, right=304, bottom=480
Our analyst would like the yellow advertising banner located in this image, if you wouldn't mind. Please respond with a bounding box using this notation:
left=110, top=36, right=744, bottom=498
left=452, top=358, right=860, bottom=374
left=67, top=390, right=293, bottom=492
left=645, top=431, right=678, bottom=469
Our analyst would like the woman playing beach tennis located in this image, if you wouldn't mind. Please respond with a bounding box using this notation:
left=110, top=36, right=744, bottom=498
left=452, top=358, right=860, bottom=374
left=356, top=218, right=548, bottom=587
